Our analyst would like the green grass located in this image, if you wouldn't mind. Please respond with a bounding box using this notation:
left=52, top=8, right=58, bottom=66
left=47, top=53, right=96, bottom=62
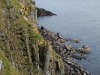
left=52, top=49, right=61, bottom=58
left=0, top=50, right=20, bottom=75
left=0, top=2, right=4, bottom=29
left=9, top=0, right=21, bottom=11
left=0, top=0, right=64, bottom=75
left=28, top=25, right=43, bottom=43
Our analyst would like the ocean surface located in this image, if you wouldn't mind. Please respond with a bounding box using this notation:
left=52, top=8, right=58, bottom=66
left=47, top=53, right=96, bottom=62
left=34, top=0, right=100, bottom=74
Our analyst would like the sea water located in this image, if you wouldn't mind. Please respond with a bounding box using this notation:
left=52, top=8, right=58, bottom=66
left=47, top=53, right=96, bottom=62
left=35, top=0, right=100, bottom=74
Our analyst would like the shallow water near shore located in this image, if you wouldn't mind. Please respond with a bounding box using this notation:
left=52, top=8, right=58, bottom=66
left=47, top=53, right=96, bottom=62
left=35, top=0, right=100, bottom=74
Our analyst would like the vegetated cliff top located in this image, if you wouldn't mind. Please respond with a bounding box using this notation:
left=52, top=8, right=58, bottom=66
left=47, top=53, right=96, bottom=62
left=0, top=0, right=64, bottom=75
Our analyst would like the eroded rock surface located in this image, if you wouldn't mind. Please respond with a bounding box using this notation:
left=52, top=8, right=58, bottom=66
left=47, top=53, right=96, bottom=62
left=37, top=8, right=56, bottom=17
left=39, top=26, right=91, bottom=75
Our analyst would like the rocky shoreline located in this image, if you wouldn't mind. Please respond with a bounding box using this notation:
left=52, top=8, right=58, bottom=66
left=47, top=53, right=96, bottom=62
left=38, top=26, right=91, bottom=75
left=37, top=8, right=56, bottom=17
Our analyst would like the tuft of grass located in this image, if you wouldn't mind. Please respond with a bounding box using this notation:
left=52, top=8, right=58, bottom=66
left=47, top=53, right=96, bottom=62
left=9, top=0, right=21, bottom=11
left=52, top=49, right=61, bottom=58
left=0, top=2, right=4, bottom=29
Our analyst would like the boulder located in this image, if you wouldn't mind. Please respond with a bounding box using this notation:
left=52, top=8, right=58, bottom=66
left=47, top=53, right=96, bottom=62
left=81, top=45, right=90, bottom=53
left=65, top=44, right=72, bottom=50
left=77, top=45, right=90, bottom=53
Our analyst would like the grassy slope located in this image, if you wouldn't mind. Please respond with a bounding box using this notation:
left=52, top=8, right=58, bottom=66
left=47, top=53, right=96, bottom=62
left=0, top=1, right=21, bottom=75
left=0, top=50, right=20, bottom=75
left=0, top=0, right=64, bottom=75
left=0, top=0, right=43, bottom=74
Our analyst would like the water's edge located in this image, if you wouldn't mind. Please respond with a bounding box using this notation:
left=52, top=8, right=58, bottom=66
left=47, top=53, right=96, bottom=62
left=35, top=0, right=100, bottom=74
left=38, top=26, right=91, bottom=75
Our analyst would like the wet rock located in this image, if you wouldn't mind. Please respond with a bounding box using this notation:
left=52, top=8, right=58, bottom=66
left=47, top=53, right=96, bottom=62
left=72, top=53, right=87, bottom=60
left=77, top=45, right=90, bottom=53
left=82, top=45, right=89, bottom=49
left=69, top=39, right=81, bottom=43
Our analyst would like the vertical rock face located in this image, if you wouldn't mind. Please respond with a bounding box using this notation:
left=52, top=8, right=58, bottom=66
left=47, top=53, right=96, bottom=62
left=19, top=0, right=37, bottom=23
left=0, top=0, right=64, bottom=75
left=43, top=43, right=50, bottom=75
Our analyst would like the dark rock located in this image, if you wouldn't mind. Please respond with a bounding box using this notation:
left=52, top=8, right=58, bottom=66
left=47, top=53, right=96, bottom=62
left=70, top=39, right=81, bottom=43
left=77, top=45, right=90, bottom=53
left=37, top=8, right=56, bottom=17
left=82, top=45, right=89, bottom=49
left=38, top=26, right=91, bottom=75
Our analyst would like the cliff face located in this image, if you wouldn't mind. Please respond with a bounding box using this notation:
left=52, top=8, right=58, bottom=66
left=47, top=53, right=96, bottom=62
left=0, top=0, right=64, bottom=75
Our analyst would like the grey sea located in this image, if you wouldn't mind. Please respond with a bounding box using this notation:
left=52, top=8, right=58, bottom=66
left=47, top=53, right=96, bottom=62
left=35, top=0, right=100, bottom=74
